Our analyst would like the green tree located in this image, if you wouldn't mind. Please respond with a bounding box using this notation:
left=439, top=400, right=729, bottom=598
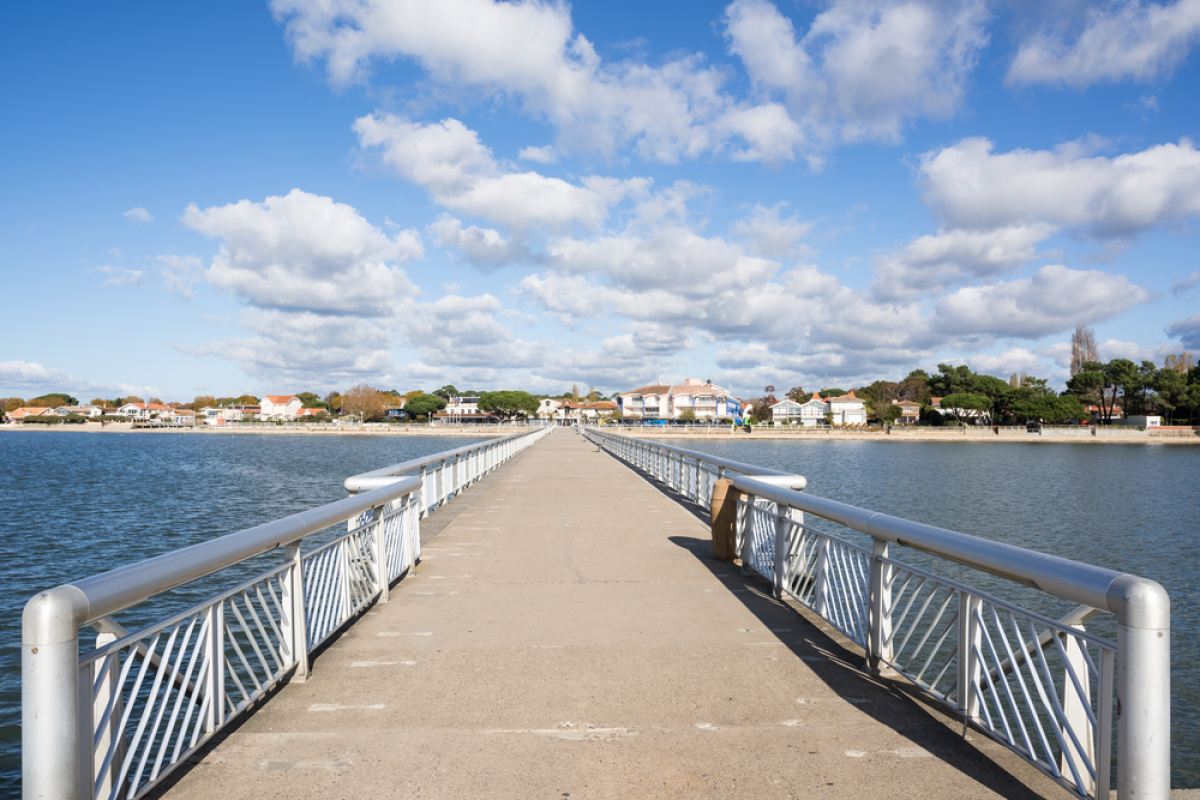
left=857, top=381, right=901, bottom=423
left=404, top=393, right=446, bottom=419
left=938, top=393, right=992, bottom=425
left=785, top=386, right=806, bottom=402
left=678, top=408, right=697, bottom=422
left=296, top=391, right=323, bottom=408
left=31, top=393, right=78, bottom=407
left=1155, top=368, right=1189, bottom=425
left=434, top=385, right=460, bottom=400
left=477, top=390, right=539, bottom=420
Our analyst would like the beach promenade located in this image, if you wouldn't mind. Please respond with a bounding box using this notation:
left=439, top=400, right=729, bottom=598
left=152, top=428, right=1077, bottom=799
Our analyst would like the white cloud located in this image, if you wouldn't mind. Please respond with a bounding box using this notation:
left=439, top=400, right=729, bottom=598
left=277, top=0, right=796, bottom=163
left=182, top=188, right=422, bottom=316
left=354, top=114, right=621, bottom=230
left=519, top=145, right=558, bottom=164
left=180, top=309, right=397, bottom=386
left=730, top=203, right=814, bottom=259
left=872, top=223, right=1057, bottom=299
left=0, top=361, right=77, bottom=392
left=156, top=254, right=205, bottom=299
left=124, top=207, right=153, bottom=223
left=724, top=0, right=990, bottom=145
left=430, top=215, right=529, bottom=267
left=399, top=294, right=546, bottom=369
left=90, top=265, right=144, bottom=287
left=964, top=348, right=1047, bottom=379
left=919, top=137, right=1200, bottom=238
left=1165, top=311, right=1200, bottom=348
left=933, top=264, right=1152, bottom=339
left=1008, top=0, right=1200, bottom=88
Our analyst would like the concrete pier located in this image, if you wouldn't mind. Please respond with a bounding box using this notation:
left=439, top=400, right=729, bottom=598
left=154, top=429, right=1077, bottom=799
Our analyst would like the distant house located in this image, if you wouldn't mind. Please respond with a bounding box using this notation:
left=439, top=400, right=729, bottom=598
left=162, top=409, right=195, bottom=427
left=261, top=395, right=302, bottom=419
left=54, top=405, right=103, bottom=418
left=117, top=402, right=172, bottom=420
left=443, top=396, right=481, bottom=417
left=769, top=398, right=804, bottom=422
left=562, top=401, right=618, bottom=422
left=618, top=379, right=739, bottom=420
left=828, top=392, right=867, bottom=425
left=537, top=398, right=564, bottom=420
left=892, top=399, right=921, bottom=425
left=7, top=407, right=54, bottom=422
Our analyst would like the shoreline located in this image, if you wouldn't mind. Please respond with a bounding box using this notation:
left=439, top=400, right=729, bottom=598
left=618, top=427, right=1200, bottom=444
left=4, top=423, right=1198, bottom=443
left=0, top=423, right=524, bottom=437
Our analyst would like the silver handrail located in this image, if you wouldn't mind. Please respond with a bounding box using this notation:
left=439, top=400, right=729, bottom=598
left=584, top=428, right=1170, bottom=800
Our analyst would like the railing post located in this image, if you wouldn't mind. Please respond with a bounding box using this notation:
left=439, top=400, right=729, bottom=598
left=420, top=465, right=430, bottom=517
left=282, top=542, right=309, bottom=683
left=867, top=538, right=893, bottom=674
left=372, top=505, right=389, bottom=603
left=23, top=587, right=87, bottom=800
left=813, top=537, right=830, bottom=617
left=204, top=601, right=225, bottom=729
left=93, top=632, right=125, bottom=800
left=957, top=593, right=981, bottom=724
left=1115, top=579, right=1171, bottom=800
left=772, top=504, right=790, bottom=599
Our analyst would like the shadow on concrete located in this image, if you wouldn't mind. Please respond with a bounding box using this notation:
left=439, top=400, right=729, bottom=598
left=598, top=447, right=1063, bottom=800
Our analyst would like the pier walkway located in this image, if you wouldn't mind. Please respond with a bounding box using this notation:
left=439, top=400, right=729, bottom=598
left=155, top=429, right=1070, bottom=799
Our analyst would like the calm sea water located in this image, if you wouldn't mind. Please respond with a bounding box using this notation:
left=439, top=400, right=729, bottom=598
left=0, top=433, right=1196, bottom=792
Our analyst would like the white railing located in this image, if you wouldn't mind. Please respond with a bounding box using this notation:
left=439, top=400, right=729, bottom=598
left=583, top=428, right=1170, bottom=800
left=23, top=427, right=550, bottom=800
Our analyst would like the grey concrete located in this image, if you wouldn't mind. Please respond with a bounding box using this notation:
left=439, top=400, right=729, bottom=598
left=155, top=429, right=1087, bottom=799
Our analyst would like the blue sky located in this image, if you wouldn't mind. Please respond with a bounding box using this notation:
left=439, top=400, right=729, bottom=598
left=3, top=0, right=1199, bottom=402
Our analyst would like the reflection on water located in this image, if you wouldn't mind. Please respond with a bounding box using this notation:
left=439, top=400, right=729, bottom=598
left=0, top=430, right=487, bottom=797
left=670, top=437, right=1200, bottom=788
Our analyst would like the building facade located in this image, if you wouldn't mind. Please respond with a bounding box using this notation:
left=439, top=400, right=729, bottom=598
left=618, top=379, right=739, bottom=420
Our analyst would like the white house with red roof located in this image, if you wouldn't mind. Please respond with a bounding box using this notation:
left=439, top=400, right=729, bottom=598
left=261, top=395, right=303, bottom=419
left=117, top=402, right=172, bottom=420
left=771, top=391, right=867, bottom=426
left=618, top=379, right=739, bottom=420
left=6, top=407, right=55, bottom=423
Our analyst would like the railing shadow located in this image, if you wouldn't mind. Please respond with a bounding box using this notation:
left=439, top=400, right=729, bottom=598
left=604, top=450, right=1063, bottom=800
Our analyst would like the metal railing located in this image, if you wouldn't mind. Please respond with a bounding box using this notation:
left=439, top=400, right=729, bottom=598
left=22, top=427, right=550, bottom=800
left=583, top=428, right=1170, bottom=800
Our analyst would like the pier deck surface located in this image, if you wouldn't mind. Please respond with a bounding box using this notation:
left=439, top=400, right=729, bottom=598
left=156, top=429, right=1074, bottom=800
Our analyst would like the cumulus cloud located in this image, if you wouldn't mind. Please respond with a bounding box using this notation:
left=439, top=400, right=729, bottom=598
left=277, top=0, right=796, bottom=163
left=730, top=204, right=814, bottom=259
left=182, top=188, right=422, bottom=316
left=179, top=309, right=397, bottom=385
left=0, top=360, right=162, bottom=399
left=918, top=137, right=1200, bottom=238
left=124, top=207, right=153, bottom=223
left=90, top=265, right=145, bottom=287
left=431, top=215, right=530, bottom=267
left=872, top=223, right=1056, bottom=299
left=724, top=0, right=990, bottom=144
left=933, top=264, right=1152, bottom=339
left=354, top=114, right=630, bottom=230
left=399, top=294, right=546, bottom=369
left=519, top=145, right=558, bottom=164
left=1007, top=0, right=1200, bottom=88
left=964, top=348, right=1047, bottom=378
left=1166, top=311, right=1200, bottom=348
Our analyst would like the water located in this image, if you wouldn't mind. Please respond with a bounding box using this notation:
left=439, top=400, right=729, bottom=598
left=1, top=433, right=1196, bottom=792
left=672, top=437, right=1200, bottom=788
left=0, top=430, right=488, bottom=798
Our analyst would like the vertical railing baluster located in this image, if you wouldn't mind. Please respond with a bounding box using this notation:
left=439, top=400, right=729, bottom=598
left=958, top=594, right=982, bottom=724
left=282, top=543, right=309, bottom=682
left=867, top=539, right=893, bottom=674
